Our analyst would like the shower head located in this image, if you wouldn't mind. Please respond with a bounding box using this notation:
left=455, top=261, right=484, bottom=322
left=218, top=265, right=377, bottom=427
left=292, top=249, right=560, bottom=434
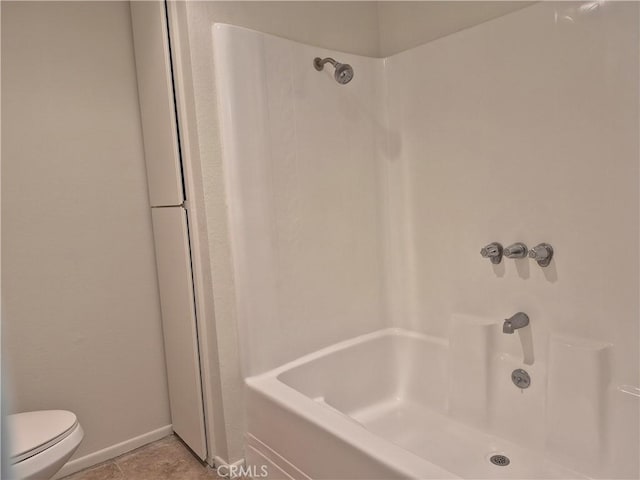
left=333, top=63, right=354, bottom=84
left=313, top=57, right=354, bottom=85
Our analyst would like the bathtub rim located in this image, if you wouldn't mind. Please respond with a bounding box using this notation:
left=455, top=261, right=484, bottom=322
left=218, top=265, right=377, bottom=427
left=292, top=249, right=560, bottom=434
left=250, top=327, right=449, bottom=382
left=245, top=327, right=459, bottom=479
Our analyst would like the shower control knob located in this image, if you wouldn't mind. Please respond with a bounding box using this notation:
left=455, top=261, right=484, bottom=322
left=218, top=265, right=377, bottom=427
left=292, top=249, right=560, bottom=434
left=504, top=243, right=528, bottom=259
left=529, top=243, right=554, bottom=267
left=480, top=242, right=503, bottom=264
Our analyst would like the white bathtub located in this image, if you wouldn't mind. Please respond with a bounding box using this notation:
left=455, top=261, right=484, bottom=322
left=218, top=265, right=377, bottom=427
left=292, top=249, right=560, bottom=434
left=245, top=328, right=587, bottom=479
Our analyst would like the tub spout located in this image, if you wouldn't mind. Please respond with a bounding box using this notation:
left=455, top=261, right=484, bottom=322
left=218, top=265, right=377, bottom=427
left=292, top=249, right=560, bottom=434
left=503, top=312, right=529, bottom=334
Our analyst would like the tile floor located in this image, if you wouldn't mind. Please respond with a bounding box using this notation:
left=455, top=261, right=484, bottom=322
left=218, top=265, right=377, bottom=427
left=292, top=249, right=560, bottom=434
left=61, top=435, right=224, bottom=480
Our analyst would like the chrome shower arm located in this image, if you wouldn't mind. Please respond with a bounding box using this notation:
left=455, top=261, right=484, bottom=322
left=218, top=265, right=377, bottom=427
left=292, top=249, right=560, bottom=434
left=313, top=57, right=337, bottom=71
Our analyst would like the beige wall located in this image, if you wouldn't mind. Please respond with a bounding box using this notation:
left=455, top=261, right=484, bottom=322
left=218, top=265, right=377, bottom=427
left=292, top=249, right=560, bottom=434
left=377, top=1, right=534, bottom=57
left=188, top=1, right=381, bottom=57
left=1, top=0, right=171, bottom=461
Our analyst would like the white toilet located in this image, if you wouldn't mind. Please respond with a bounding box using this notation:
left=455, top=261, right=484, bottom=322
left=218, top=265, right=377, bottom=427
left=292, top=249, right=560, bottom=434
left=8, top=410, right=84, bottom=480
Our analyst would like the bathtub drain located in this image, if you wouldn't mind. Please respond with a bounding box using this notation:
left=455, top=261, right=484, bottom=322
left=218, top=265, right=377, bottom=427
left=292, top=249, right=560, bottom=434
left=489, top=455, right=510, bottom=466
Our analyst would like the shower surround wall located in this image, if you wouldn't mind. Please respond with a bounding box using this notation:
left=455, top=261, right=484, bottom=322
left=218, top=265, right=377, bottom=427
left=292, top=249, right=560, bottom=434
left=214, top=27, right=388, bottom=375
left=214, top=2, right=638, bottom=478
left=381, top=2, right=639, bottom=476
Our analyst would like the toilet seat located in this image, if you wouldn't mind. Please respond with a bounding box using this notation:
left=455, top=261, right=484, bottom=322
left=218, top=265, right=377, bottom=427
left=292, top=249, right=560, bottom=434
left=9, top=410, right=84, bottom=480
left=9, top=410, right=79, bottom=464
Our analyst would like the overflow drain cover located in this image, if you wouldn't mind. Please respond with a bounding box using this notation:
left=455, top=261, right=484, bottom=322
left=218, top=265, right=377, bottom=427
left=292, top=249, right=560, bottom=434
left=489, top=454, right=510, bottom=466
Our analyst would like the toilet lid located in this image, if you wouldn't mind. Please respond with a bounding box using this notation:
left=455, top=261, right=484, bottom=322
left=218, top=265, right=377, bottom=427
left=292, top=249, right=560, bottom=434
left=8, top=410, right=78, bottom=463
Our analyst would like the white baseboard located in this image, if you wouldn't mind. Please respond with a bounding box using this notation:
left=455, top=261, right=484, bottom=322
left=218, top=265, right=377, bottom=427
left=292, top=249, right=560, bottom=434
left=52, top=424, right=173, bottom=479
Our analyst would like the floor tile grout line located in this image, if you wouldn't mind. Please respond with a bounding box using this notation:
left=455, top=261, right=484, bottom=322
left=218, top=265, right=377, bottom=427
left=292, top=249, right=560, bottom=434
left=113, top=460, right=125, bottom=478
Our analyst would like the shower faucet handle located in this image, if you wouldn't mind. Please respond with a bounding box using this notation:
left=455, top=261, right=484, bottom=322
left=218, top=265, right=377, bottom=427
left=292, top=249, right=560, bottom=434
left=529, top=243, right=554, bottom=267
left=504, top=243, right=528, bottom=259
left=480, top=242, right=503, bottom=264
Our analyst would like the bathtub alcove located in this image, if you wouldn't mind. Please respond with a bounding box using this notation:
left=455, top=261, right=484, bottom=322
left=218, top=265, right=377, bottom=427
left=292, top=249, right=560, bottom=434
left=212, top=3, right=640, bottom=478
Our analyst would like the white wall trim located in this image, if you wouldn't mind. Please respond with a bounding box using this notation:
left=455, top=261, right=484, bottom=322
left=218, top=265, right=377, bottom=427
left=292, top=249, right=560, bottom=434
left=52, top=425, right=173, bottom=479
